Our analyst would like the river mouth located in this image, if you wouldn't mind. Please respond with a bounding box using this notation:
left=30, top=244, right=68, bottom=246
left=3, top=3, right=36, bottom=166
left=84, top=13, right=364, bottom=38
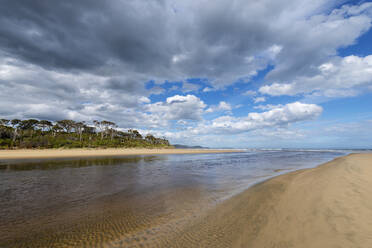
left=0, top=151, right=345, bottom=247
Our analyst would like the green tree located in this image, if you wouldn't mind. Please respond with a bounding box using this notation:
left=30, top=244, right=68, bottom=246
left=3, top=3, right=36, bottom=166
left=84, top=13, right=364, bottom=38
left=57, top=120, right=75, bottom=133
left=0, top=119, right=9, bottom=126
left=101, top=121, right=117, bottom=140
left=0, top=119, right=9, bottom=136
left=74, top=121, right=85, bottom=142
left=19, top=119, right=39, bottom=138
left=129, top=129, right=142, bottom=139
left=145, top=134, right=156, bottom=144
left=93, top=120, right=104, bottom=140
left=0, top=119, right=11, bottom=140
left=38, top=120, right=53, bottom=132
left=52, top=124, right=63, bottom=137
left=0, top=117, right=171, bottom=149
left=19, top=119, right=39, bottom=130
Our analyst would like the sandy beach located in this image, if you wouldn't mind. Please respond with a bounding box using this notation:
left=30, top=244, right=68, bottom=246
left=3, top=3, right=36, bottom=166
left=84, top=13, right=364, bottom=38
left=2, top=152, right=372, bottom=248
left=167, top=153, right=372, bottom=247
left=0, top=148, right=242, bottom=160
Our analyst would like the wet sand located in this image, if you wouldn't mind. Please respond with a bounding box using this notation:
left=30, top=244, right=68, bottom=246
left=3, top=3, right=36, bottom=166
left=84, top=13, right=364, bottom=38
left=168, top=153, right=372, bottom=247
left=0, top=148, right=242, bottom=160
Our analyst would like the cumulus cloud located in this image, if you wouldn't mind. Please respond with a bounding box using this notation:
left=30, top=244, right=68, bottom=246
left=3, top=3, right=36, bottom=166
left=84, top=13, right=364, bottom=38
left=218, top=101, right=232, bottom=111
left=206, top=101, right=232, bottom=113
left=0, top=56, right=156, bottom=127
left=259, top=83, right=295, bottom=96
left=146, top=95, right=206, bottom=121
left=259, top=55, right=372, bottom=97
left=147, top=101, right=322, bottom=146
left=253, top=104, right=284, bottom=111
left=209, top=102, right=322, bottom=133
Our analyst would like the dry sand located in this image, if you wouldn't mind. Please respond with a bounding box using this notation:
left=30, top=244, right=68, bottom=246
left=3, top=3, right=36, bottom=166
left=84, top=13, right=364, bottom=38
left=0, top=148, right=242, bottom=160
left=167, top=153, right=372, bottom=247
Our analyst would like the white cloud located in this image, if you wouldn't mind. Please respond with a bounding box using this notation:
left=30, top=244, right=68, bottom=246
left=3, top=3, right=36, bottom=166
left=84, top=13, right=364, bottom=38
left=266, top=2, right=372, bottom=82
left=259, top=83, right=295, bottom=96
left=210, top=102, right=322, bottom=133
left=336, top=2, right=372, bottom=17
left=254, top=97, right=266, bottom=103
left=242, top=90, right=257, bottom=96
left=254, top=104, right=284, bottom=111
left=206, top=101, right=233, bottom=113
left=182, top=82, right=201, bottom=92
left=148, top=86, right=165, bottom=95
left=260, top=55, right=372, bottom=97
left=172, top=53, right=188, bottom=64
left=150, top=101, right=322, bottom=146
left=268, top=44, right=282, bottom=56
left=254, top=128, right=306, bottom=139
left=218, top=101, right=232, bottom=111
left=262, top=44, right=283, bottom=60
left=146, top=94, right=206, bottom=121
left=0, top=57, right=163, bottom=128
left=169, top=85, right=181, bottom=91
left=139, top=96, right=151, bottom=103
left=203, top=87, right=214, bottom=92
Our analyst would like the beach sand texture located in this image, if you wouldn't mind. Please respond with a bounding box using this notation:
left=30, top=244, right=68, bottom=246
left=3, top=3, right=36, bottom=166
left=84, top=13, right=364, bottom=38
left=167, top=153, right=372, bottom=247
left=0, top=148, right=241, bottom=160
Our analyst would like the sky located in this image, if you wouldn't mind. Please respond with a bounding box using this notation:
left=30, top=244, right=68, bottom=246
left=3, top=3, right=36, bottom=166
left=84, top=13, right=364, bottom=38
left=0, top=0, right=372, bottom=148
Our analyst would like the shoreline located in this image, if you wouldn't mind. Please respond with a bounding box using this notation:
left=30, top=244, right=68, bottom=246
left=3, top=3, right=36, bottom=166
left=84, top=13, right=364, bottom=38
left=166, top=153, right=372, bottom=247
left=0, top=148, right=243, bottom=160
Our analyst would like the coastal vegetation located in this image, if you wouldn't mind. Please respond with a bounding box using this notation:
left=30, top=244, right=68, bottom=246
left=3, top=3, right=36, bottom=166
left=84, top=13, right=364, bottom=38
left=0, top=118, right=171, bottom=149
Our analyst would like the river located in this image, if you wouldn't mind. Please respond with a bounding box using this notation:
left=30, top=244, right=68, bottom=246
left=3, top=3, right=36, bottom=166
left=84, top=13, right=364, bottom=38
left=0, top=150, right=349, bottom=247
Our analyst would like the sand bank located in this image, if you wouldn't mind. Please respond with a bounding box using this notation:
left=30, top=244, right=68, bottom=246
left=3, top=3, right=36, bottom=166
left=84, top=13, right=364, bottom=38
left=168, top=153, right=372, bottom=247
left=0, top=148, right=242, bottom=160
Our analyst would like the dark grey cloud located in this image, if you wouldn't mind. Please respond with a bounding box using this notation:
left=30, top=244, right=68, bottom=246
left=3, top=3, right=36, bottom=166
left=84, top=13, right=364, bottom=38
left=106, top=78, right=144, bottom=93
left=0, top=0, right=175, bottom=76
left=1, top=0, right=370, bottom=83
left=0, top=1, right=108, bottom=70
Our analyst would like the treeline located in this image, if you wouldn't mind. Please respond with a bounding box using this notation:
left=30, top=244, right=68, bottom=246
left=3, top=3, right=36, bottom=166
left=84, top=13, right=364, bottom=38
left=0, top=118, right=171, bottom=149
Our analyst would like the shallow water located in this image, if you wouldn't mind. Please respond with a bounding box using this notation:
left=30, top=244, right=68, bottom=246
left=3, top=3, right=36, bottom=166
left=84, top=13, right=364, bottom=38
left=0, top=150, right=348, bottom=247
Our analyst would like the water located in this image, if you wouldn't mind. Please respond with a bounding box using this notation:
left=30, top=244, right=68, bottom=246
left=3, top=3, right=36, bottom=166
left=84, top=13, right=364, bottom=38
left=0, top=150, right=350, bottom=247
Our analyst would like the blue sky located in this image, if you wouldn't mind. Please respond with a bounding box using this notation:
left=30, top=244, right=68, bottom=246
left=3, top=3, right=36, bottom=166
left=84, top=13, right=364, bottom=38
left=0, top=0, right=372, bottom=148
